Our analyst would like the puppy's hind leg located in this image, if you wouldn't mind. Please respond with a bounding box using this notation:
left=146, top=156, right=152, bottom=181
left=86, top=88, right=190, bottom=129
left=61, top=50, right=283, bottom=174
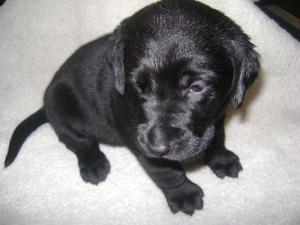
left=62, top=132, right=111, bottom=185
left=46, top=83, right=110, bottom=185
left=54, top=127, right=110, bottom=186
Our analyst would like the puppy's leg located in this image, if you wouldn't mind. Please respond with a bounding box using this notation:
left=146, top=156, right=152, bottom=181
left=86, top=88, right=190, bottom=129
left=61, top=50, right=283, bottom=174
left=204, top=117, right=242, bottom=178
left=46, top=83, right=110, bottom=185
left=137, top=156, right=203, bottom=215
left=60, top=131, right=110, bottom=185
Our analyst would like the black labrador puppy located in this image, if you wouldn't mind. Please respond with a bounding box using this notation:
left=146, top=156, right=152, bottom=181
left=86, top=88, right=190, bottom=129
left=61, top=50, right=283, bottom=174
left=5, top=0, right=260, bottom=215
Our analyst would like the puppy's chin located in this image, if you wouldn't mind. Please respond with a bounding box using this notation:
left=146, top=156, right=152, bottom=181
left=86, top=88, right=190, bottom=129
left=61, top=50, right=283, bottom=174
left=142, top=147, right=204, bottom=163
left=138, top=125, right=215, bottom=162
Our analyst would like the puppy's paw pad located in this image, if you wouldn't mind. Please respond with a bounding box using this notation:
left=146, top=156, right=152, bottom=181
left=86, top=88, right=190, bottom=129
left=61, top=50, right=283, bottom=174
left=165, top=181, right=204, bottom=215
left=209, top=150, right=242, bottom=179
left=79, top=158, right=110, bottom=185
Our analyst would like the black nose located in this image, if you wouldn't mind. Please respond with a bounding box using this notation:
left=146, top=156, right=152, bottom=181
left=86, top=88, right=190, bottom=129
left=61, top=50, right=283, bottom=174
left=144, top=126, right=169, bottom=157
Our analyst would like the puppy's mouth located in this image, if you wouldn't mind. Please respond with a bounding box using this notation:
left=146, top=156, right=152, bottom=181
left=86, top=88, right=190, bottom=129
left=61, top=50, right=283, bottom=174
left=137, top=124, right=215, bottom=162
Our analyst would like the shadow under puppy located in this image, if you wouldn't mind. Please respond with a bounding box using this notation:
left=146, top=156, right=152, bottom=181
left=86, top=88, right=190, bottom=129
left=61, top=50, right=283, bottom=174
left=5, top=0, right=260, bottom=215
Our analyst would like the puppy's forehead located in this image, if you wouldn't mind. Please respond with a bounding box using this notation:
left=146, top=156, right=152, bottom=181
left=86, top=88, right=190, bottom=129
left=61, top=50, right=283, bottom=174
left=122, top=0, right=236, bottom=78
left=127, top=33, right=228, bottom=80
left=141, top=34, right=204, bottom=69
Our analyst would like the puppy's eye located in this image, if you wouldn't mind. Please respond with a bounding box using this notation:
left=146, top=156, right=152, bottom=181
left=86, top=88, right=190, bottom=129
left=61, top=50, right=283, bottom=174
left=137, top=78, right=150, bottom=94
left=190, top=84, right=203, bottom=93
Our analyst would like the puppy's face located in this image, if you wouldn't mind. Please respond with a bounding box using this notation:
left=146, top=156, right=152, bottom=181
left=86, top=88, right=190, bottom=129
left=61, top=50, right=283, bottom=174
left=109, top=0, right=260, bottom=161
left=126, top=37, right=233, bottom=161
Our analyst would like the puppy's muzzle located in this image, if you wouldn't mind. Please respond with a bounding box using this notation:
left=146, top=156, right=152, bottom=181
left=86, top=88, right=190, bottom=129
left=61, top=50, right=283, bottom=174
left=138, top=125, right=169, bottom=157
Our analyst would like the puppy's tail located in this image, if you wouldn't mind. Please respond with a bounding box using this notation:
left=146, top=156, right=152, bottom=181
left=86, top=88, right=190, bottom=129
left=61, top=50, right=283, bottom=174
left=4, top=108, right=48, bottom=167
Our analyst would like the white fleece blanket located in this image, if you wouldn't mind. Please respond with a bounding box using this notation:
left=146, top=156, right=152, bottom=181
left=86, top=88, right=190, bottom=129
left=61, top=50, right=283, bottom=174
left=0, top=0, right=299, bottom=224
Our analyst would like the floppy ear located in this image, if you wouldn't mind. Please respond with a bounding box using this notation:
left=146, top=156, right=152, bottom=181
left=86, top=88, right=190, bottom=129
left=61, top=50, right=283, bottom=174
left=106, top=31, right=125, bottom=95
left=231, top=41, right=260, bottom=108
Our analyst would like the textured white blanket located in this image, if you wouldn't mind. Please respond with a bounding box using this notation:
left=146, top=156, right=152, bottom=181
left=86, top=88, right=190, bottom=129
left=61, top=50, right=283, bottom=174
left=1, top=0, right=300, bottom=224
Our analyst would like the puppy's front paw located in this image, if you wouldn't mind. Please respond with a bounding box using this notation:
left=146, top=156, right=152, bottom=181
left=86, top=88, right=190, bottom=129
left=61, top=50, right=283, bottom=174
left=164, top=180, right=204, bottom=215
left=78, top=156, right=110, bottom=185
left=208, top=150, right=242, bottom=179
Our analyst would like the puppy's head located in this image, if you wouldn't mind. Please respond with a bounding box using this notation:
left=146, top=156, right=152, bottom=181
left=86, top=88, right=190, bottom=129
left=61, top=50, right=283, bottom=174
left=108, top=0, right=260, bottom=161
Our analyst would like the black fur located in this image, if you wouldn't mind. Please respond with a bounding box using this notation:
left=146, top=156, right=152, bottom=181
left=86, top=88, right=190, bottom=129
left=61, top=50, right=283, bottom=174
left=5, top=0, right=260, bottom=215
left=5, top=109, right=47, bottom=167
